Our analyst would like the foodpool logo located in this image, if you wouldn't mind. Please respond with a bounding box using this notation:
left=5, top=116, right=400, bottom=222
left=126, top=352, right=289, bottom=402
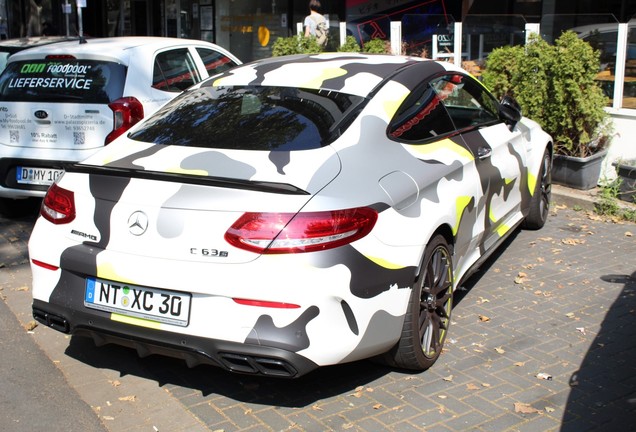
left=46, top=63, right=90, bottom=74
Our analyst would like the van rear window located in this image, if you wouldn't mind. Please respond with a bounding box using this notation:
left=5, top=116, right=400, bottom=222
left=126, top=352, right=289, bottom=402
left=0, top=60, right=126, bottom=103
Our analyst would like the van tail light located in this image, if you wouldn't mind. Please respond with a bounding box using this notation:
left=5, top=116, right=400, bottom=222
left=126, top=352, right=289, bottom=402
left=105, top=96, right=144, bottom=145
left=41, top=183, right=76, bottom=225
left=225, top=207, right=378, bottom=254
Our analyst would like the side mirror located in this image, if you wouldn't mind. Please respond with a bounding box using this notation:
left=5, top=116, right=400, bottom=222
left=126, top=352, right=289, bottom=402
left=498, top=95, right=522, bottom=131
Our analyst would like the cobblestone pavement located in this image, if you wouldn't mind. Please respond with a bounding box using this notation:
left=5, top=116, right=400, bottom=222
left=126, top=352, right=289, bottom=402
left=1, top=199, right=635, bottom=432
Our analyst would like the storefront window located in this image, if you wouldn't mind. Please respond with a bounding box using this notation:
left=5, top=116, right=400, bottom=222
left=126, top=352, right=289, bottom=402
left=217, top=0, right=289, bottom=62
left=461, top=15, right=526, bottom=76
left=401, top=14, right=453, bottom=59
left=623, top=18, right=636, bottom=109
left=541, top=14, right=620, bottom=108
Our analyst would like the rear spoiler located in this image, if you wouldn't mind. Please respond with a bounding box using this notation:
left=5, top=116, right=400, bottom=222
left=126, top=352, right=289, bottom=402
left=68, top=163, right=310, bottom=195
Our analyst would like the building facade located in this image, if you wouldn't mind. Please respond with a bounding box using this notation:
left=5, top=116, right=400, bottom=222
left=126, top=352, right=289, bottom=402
left=3, top=2, right=633, bottom=58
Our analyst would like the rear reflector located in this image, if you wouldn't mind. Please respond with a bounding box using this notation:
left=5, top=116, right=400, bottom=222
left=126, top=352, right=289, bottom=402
left=233, top=298, right=300, bottom=309
left=41, top=183, right=76, bottom=225
left=225, top=207, right=378, bottom=254
left=32, top=259, right=59, bottom=271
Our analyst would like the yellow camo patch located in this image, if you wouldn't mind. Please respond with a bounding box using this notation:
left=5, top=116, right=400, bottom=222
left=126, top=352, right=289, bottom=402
left=527, top=172, right=537, bottom=196
left=111, top=313, right=162, bottom=330
left=383, top=90, right=409, bottom=120
left=96, top=263, right=135, bottom=285
left=366, top=255, right=406, bottom=270
left=302, top=67, right=348, bottom=89
left=405, top=139, right=474, bottom=162
left=165, top=166, right=208, bottom=176
left=453, top=196, right=473, bottom=236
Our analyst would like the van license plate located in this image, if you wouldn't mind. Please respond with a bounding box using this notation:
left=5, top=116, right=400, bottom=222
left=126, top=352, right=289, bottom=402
left=16, top=166, right=64, bottom=185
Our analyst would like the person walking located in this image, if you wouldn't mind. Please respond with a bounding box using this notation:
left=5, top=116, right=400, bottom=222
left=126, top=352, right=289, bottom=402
left=304, top=0, right=328, bottom=48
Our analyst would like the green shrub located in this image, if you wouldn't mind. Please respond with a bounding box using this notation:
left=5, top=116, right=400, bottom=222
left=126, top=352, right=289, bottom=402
left=362, top=38, right=391, bottom=54
left=272, top=35, right=323, bottom=56
left=338, top=35, right=361, bottom=53
left=482, top=31, right=610, bottom=158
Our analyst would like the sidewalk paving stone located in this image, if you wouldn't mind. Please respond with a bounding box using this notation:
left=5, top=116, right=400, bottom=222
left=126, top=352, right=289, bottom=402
left=1, top=189, right=635, bottom=431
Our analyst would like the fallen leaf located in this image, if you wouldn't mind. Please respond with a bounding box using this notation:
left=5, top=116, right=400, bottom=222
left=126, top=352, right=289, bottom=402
left=438, top=395, right=447, bottom=399
left=373, top=403, right=383, bottom=410
left=576, top=327, right=586, bottom=335
left=438, top=405, right=446, bottom=414
left=514, top=402, right=540, bottom=414
left=443, top=374, right=454, bottom=382
left=466, top=383, right=479, bottom=390
left=514, top=361, right=526, bottom=367
left=536, top=372, right=553, bottom=381
left=626, top=231, right=633, bottom=237
left=545, top=406, right=556, bottom=413
left=244, top=408, right=252, bottom=415
left=118, top=395, right=137, bottom=402
left=16, top=286, right=28, bottom=291
left=495, top=346, right=505, bottom=354
left=24, top=320, right=38, bottom=331
left=102, top=416, right=115, bottom=421
left=477, top=296, right=490, bottom=304
left=481, top=383, right=491, bottom=388
left=343, top=423, right=354, bottom=430
left=312, top=404, right=323, bottom=411
left=109, top=380, right=121, bottom=387
left=562, top=238, right=586, bottom=245
left=478, top=315, right=491, bottom=322
left=565, top=312, right=576, bottom=318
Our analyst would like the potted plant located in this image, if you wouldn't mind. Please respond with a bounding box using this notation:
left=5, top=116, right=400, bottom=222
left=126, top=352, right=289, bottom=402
left=612, top=159, right=636, bottom=203
left=482, top=31, right=612, bottom=190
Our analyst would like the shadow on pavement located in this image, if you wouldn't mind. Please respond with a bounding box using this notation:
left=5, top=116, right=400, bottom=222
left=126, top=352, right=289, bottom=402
left=560, top=271, right=636, bottom=431
left=64, top=329, right=394, bottom=408
left=61, top=230, right=526, bottom=409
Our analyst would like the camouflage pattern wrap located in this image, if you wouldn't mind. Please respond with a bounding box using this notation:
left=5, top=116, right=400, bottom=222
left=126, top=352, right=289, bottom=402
left=29, top=53, right=552, bottom=377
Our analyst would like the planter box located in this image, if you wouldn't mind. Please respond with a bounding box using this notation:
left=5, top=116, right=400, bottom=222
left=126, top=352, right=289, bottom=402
left=552, top=150, right=607, bottom=190
left=613, top=159, right=636, bottom=203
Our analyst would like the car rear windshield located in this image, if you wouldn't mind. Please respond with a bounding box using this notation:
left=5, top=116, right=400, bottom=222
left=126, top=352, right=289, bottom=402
left=128, top=85, right=366, bottom=151
left=0, top=59, right=126, bottom=103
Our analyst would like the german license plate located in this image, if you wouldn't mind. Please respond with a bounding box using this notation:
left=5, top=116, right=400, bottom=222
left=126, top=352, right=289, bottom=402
left=16, top=166, right=64, bottom=185
left=84, top=278, right=191, bottom=327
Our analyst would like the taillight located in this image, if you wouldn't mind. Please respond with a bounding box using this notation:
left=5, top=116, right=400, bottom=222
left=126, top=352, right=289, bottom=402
left=225, top=207, right=378, bottom=254
left=105, top=96, right=144, bottom=144
left=41, top=183, right=76, bottom=224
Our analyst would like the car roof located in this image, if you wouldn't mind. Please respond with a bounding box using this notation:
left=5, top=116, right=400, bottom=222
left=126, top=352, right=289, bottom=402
left=0, top=36, right=81, bottom=54
left=209, top=53, right=461, bottom=98
left=7, top=36, right=229, bottom=63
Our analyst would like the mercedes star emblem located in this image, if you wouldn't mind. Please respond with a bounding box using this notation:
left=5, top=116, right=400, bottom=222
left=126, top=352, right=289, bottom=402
left=128, top=211, right=149, bottom=236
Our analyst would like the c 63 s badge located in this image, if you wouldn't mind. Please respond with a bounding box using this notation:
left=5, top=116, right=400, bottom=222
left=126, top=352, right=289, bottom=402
left=190, top=248, right=229, bottom=257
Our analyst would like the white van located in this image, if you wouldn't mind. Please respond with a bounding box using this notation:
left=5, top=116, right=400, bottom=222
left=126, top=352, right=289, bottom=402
left=0, top=37, right=240, bottom=215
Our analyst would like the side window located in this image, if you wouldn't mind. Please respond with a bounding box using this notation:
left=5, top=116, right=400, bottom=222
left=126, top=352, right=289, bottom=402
left=389, top=83, right=456, bottom=142
left=431, top=74, right=499, bottom=130
left=196, top=48, right=238, bottom=77
left=152, top=48, right=201, bottom=92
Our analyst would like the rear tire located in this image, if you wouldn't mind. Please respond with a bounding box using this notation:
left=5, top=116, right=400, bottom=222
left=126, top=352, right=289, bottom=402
left=522, top=148, right=551, bottom=230
left=387, top=234, right=453, bottom=370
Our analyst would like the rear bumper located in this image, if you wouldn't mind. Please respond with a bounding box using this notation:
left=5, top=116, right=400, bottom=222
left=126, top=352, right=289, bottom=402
left=32, top=299, right=319, bottom=378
